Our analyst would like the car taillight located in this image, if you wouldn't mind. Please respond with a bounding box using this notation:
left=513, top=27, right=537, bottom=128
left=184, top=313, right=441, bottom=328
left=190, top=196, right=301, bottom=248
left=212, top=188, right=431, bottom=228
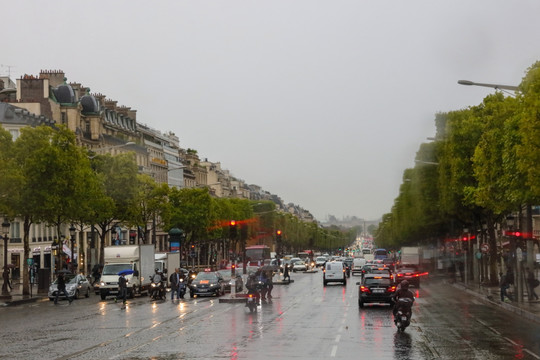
left=248, top=294, right=253, bottom=298
left=388, top=286, right=396, bottom=292
left=360, top=286, right=370, bottom=293
left=397, top=274, right=403, bottom=277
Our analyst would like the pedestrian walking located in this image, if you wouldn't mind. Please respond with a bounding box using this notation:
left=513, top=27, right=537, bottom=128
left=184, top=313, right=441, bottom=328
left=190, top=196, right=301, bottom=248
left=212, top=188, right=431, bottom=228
left=526, top=267, right=539, bottom=301
left=54, top=273, right=72, bottom=305
left=117, top=273, right=128, bottom=308
left=499, top=272, right=512, bottom=302
left=266, top=270, right=274, bottom=299
left=283, top=264, right=291, bottom=283
left=169, top=268, right=180, bottom=300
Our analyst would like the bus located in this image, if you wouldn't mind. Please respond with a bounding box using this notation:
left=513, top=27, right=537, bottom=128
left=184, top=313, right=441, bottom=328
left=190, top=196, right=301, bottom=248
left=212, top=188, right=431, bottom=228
left=373, top=248, right=388, bottom=260
left=245, top=245, right=271, bottom=267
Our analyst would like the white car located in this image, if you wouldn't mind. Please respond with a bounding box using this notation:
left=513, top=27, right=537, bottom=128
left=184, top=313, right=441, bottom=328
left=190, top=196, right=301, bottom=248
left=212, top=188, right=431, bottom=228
left=292, top=261, right=308, bottom=272
left=315, top=256, right=327, bottom=267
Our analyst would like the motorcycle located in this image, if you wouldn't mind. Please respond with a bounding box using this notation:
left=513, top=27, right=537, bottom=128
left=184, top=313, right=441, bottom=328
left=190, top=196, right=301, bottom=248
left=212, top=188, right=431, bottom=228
left=246, top=292, right=258, bottom=313
left=178, top=278, right=187, bottom=299
left=394, top=297, right=414, bottom=332
left=150, top=275, right=166, bottom=300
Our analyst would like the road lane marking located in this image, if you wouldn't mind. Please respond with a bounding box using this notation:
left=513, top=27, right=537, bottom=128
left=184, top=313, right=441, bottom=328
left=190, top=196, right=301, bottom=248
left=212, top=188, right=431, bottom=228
left=330, top=345, right=338, bottom=357
left=335, top=334, right=341, bottom=342
left=475, top=319, right=501, bottom=335
left=504, top=337, right=518, bottom=346
left=524, top=349, right=540, bottom=359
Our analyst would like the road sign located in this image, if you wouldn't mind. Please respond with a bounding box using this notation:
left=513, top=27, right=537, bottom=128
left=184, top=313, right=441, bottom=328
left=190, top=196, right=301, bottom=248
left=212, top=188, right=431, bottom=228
left=481, top=243, right=489, bottom=254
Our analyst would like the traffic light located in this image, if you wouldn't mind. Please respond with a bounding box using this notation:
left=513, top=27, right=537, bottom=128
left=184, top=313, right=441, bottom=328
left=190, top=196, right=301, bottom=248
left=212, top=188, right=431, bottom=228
left=231, top=263, right=236, bottom=276
left=276, top=229, right=282, bottom=241
left=229, top=220, right=237, bottom=239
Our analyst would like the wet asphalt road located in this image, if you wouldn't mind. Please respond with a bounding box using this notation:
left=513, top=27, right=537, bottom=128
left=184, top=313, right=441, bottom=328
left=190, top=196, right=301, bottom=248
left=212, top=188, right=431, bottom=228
left=1, top=272, right=539, bottom=360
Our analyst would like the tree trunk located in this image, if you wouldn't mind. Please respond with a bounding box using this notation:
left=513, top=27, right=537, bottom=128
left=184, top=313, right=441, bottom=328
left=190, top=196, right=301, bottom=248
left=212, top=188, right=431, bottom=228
left=487, top=217, right=499, bottom=286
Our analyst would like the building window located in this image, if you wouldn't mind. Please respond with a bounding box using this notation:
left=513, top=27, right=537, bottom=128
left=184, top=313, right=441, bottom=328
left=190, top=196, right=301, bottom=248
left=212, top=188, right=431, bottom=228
left=61, top=112, right=67, bottom=124
left=85, top=121, right=90, bottom=133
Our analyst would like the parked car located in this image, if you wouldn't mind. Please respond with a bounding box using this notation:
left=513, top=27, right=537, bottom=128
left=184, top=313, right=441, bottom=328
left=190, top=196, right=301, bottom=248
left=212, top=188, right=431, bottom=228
left=49, top=273, right=91, bottom=301
left=357, top=274, right=396, bottom=308
left=323, top=261, right=347, bottom=286
left=217, top=269, right=244, bottom=292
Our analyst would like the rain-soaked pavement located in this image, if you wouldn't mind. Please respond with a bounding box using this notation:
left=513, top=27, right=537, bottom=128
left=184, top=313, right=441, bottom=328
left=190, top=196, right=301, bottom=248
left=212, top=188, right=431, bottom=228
left=1, top=272, right=539, bottom=360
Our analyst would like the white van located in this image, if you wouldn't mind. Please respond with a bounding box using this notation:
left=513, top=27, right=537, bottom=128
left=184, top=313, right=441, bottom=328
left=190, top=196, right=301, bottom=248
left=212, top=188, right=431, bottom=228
left=323, top=261, right=347, bottom=286
left=352, top=258, right=366, bottom=275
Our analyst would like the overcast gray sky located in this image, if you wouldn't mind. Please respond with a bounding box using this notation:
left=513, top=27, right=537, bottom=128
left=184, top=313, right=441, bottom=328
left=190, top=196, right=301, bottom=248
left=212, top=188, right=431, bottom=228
left=3, top=1, right=540, bottom=222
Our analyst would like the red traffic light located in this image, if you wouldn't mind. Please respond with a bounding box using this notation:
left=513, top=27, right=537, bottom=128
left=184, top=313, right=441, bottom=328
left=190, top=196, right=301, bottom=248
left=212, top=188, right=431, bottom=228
left=230, top=220, right=236, bottom=226
left=276, top=230, right=282, bottom=235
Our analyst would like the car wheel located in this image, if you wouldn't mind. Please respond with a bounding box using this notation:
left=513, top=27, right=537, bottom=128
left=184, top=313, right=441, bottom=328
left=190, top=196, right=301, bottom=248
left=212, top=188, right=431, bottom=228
left=100, top=293, right=106, bottom=300
left=190, top=291, right=194, bottom=298
left=359, top=299, right=364, bottom=308
left=49, top=298, right=54, bottom=301
left=417, top=282, right=421, bottom=289
left=74, top=290, right=80, bottom=300
left=343, top=279, right=347, bottom=286
left=323, top=280, right=327, bottom=286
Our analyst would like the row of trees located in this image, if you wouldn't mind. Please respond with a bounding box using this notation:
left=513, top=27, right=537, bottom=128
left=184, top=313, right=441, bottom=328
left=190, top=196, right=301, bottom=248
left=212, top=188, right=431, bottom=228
left=375, top=61, right=540, bottom=284
left=0, top=125, right=354, bottom=295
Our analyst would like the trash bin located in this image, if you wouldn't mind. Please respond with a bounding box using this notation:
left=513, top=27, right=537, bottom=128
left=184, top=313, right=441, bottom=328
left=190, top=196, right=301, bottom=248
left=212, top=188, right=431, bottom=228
left=38, top=268, right=50, bottom=294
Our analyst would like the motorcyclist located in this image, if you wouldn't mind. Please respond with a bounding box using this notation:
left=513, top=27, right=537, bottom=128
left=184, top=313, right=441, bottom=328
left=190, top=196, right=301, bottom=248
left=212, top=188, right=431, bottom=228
left=151, top=269, right=166, bottom=299
left=392, top=280, right=415, bottom=319
left=245, top=272, right=261, bottom=304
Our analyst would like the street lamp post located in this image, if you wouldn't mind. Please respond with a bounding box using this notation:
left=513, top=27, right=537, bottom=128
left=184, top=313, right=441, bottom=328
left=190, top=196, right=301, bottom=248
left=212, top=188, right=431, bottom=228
left=1, top=218, right=11, bottom=298
left=69, top=224, right=76, bottom=272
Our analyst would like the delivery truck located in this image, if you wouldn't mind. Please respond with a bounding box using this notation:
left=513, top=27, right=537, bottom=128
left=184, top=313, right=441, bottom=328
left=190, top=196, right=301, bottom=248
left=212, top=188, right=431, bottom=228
left=154, top=252, right=181, bottom=286
left=100, top=244, right=155, bottom=300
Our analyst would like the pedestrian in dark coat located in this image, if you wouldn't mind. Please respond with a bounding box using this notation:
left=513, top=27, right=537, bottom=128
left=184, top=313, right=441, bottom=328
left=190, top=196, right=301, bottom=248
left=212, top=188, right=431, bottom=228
left=54, top=273, right=72, bottom=305
left=169, top=268, right=180, bottom=300
left=500, top=272, right=512, bottom=302
left=283, top=264, right=291, bottom=283
left=117, top=273, right=128, bottom=306
left=526, top=267, right=539, bottom=300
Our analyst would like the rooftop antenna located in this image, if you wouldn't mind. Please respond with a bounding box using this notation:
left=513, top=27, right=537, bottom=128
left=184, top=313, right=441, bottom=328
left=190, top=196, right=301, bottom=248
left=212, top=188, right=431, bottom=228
left=1, top=64, right=15, bottom=78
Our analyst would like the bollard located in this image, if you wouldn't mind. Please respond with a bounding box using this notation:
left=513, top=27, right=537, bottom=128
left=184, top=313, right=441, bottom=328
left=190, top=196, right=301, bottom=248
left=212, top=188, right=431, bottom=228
left=231, top=278, right=236, bottom=297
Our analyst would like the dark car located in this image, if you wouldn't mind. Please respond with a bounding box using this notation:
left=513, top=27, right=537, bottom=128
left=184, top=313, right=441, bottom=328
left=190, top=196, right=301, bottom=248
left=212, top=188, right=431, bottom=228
left=360, top=264, right=380, bottom=278
left=357, top=274, right=396, bottom=308
left=395, top=267, right=421, bottom=288
left=188, top=270, right=226, bottom=297
left=217, top=269, right=244, bottom=293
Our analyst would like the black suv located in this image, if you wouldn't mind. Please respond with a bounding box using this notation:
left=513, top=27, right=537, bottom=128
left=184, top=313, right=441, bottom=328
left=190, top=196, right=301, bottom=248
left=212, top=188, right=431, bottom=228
left=356, top=274, right=396, bottom=308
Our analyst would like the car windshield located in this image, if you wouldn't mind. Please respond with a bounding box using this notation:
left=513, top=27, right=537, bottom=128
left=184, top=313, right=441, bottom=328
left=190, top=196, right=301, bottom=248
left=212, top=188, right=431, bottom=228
left=316, top=257, right=326, bottom=262
left=102, top=264, right=132, bottom=275
left=196, top=272, right=218, bottom=281
left=364, top=278, right=392, bottom=286
left=52, top=274, right=76, bottom=284
left=295, top=261, right=305, bottom=265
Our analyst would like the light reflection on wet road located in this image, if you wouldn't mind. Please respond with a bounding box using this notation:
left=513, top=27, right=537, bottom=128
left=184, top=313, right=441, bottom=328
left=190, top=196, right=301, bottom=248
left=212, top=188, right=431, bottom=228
left=1, top=272, right=539, bottom=359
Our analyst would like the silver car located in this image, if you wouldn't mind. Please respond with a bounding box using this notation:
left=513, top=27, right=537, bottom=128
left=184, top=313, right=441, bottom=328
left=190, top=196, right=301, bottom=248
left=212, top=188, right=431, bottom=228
left=48, top=274, right=91, bottom=301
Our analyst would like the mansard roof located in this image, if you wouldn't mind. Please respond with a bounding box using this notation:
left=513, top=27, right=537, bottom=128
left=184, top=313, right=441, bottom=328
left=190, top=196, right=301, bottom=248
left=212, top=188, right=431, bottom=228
left=0, top=103, right=55, bottom=128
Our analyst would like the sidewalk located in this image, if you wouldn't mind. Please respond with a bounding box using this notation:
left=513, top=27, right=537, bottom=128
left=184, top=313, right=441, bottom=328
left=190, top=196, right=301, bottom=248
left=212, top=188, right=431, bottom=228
left=451, top=279, right=540, bottom=324
left=1, top=282, right=48, bottom=307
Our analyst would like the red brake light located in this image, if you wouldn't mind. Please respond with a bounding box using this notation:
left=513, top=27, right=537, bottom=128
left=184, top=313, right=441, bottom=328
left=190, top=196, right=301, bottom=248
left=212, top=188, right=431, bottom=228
left=360, top=285, right=370, bottom=293
left=388, top=286, right=396, bottom=292
left=248, top=294, right=253, bottom=298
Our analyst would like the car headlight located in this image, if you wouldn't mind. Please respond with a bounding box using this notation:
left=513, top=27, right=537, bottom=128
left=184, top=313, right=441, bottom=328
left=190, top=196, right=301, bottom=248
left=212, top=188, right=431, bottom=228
left=100, top=281, right=105, bottom=286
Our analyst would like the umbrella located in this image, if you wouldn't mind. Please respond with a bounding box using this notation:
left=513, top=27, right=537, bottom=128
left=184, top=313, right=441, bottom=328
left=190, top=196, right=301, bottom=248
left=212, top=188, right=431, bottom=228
left=118, top=269, right=134, bottom=276
left=56, top=269, right=72, bottom=275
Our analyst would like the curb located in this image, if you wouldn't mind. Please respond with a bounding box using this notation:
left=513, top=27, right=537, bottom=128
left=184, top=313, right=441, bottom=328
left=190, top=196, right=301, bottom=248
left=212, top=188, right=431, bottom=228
left=1, top=296, right=47, bottom=307
left=452, top=282, right=540, bottom=325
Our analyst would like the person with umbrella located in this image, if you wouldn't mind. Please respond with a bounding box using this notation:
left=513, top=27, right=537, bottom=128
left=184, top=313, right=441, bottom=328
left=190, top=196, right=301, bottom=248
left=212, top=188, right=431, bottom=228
left=54, top=272, right=72, bottom=305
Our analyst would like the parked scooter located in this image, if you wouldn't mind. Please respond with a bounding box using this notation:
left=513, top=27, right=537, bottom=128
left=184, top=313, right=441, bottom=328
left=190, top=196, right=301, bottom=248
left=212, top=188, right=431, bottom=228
left=394, top=297, right=414, bottom=332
